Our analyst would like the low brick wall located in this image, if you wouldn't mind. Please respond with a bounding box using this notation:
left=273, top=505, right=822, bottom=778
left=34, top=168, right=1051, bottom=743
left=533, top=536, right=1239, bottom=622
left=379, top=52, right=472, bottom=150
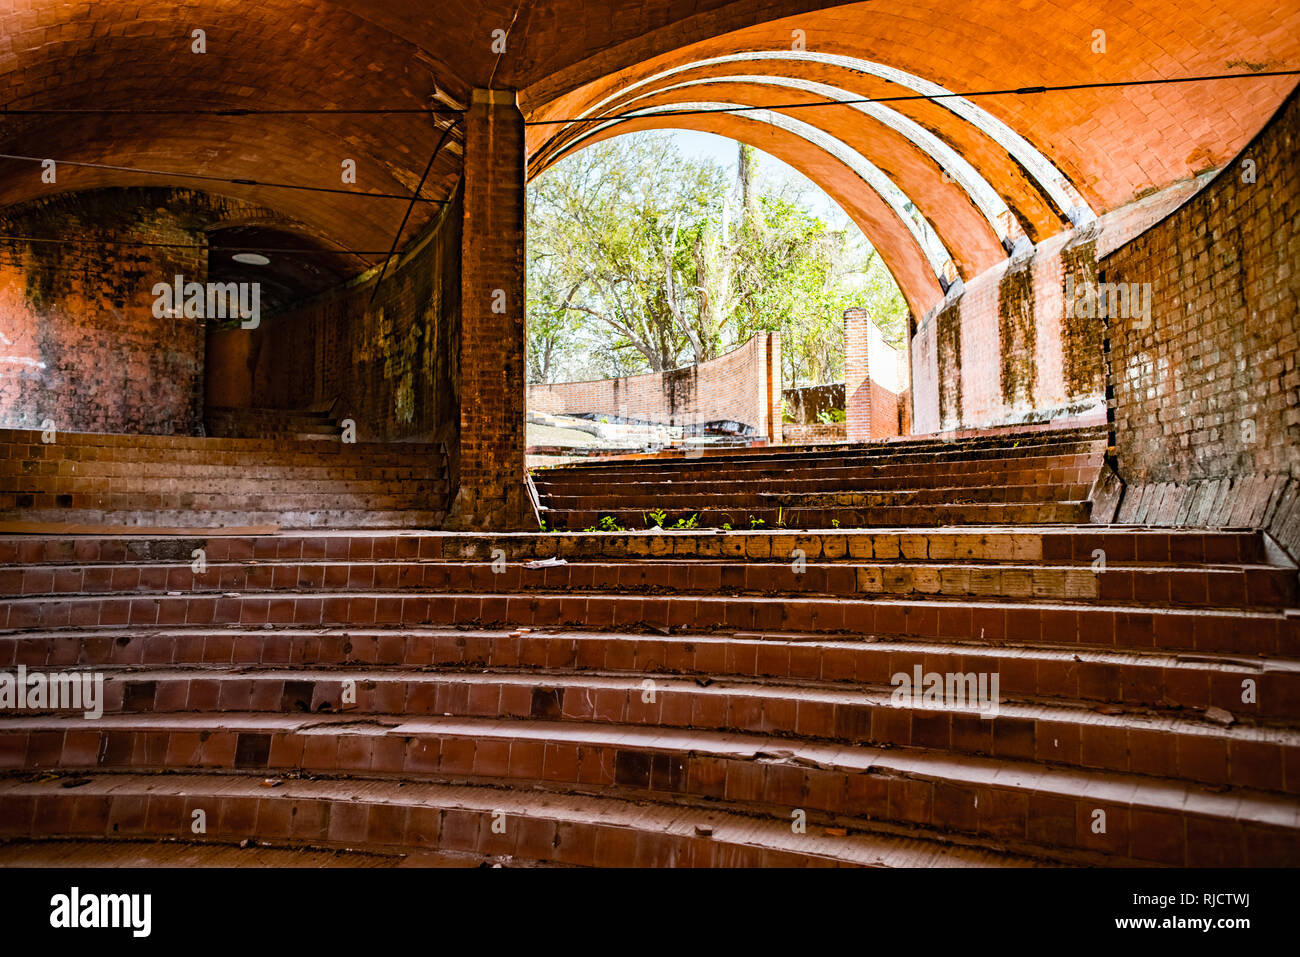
left=783, top=383, right=844, bottom=424
left=783, top=422, right=847, bottom=445
left=528, top=334, right=781, bottom=440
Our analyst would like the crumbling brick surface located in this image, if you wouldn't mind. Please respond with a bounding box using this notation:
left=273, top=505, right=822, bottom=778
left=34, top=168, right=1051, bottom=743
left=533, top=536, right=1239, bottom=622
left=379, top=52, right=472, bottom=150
left=0, top=189, right=207, bottom=435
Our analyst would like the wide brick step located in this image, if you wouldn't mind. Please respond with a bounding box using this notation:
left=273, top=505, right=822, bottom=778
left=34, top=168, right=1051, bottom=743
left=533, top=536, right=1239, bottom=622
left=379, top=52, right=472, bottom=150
left=2, top=461, right=442, bottom=482
left=2, top=715, right=1292, bottom=865
left=25, top=665, right=1298, bottom=793
left=0, top=527, right=1272, bottom=567
left=3, top=590, right=1295, bottom=654
left=539, top=428, right=1107, bottom=474
left=7, top=627, right=1295, bottom=719
left=534, top=462, right=1096, bottom=495
left=0, top=772, right=1048, bottom=867
left=0, top=429, right=441, bottom=455
left=0, top=838, right=437, bottom=868
left=3, top=510, right=442, bottom=531
left=542, top=485, right=1097, bottom=512
left=542, top=502, right=1092, bottom=530
left=7, top=558, right=1290, bottom=609
left=538, top=447, right=1105, bottom=485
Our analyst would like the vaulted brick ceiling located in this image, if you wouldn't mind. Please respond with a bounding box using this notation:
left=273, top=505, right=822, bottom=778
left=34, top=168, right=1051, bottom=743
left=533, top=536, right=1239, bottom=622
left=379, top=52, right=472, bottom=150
left=1, top=0, right=1296, bottom=315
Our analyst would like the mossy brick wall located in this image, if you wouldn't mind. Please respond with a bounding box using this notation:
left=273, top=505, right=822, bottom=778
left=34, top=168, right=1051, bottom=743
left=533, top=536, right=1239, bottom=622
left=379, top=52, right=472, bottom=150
left=909, top=179, right=1207, bottom=434
left=0, top=189, right=207, bottom=434
left=205, top=188, right=463, bottom=448
left=1103, top=89, right=1300, bottom=552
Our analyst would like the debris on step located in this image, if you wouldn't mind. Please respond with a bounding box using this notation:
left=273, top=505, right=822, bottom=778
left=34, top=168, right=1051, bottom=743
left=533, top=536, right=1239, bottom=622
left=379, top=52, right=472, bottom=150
left=525, top=557, right=567, bottom=568
left=1204, top=706, right=1236, bottom=726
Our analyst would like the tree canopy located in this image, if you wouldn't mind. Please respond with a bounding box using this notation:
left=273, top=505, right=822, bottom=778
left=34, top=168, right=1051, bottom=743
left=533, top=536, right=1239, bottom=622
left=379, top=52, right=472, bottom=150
left=526, top=132, right=909, bottom=387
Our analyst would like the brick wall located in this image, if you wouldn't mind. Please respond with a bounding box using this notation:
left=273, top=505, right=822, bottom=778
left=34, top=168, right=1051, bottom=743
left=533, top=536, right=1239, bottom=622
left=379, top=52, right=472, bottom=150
left=0, top=189, right=207, bottom=434
left=527, top=333, right=781, bottom=440
left=910, top=178, right=1207, bottom=434
left=1103, top=88, right=1300, bottom=554
left=205, top=188, right=462, bottom=447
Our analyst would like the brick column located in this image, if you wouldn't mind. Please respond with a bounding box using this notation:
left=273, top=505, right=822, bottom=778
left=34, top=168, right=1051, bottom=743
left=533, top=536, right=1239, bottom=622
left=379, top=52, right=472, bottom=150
left=843, top=307, right=871, bottom=442
left=445, top=89, right=532, bottom=530
left=766, top=332, right=783, bottom=445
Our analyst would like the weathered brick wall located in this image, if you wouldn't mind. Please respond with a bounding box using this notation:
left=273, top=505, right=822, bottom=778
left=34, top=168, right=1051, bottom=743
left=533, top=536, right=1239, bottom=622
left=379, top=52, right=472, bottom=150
left=1103, top=89, right=1300, bottom=552
left=0, top=189, right=207, bottom=434
left=528, top=333, right=780, bottom=439
left=206, top=188, right=462, bottom=447
left=910, top=179, right=1206, bottom=434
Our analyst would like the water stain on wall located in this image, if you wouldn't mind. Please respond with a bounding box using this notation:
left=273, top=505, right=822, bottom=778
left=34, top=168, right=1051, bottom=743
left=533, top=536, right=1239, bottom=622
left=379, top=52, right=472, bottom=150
left=998, top=260, right=1037, bottom=407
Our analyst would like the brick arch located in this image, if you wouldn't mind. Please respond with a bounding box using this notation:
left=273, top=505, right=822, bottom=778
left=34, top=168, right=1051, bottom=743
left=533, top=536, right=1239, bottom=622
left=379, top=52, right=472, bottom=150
left=532, top=80, right=1009, bottom=281
left=0, top=0, right=466, bottom=254
left=529, top=54, right=1079, bottom=244
left=524, top=0, right=1300, bottom=215
left=535, top=113, right=945, bottom=316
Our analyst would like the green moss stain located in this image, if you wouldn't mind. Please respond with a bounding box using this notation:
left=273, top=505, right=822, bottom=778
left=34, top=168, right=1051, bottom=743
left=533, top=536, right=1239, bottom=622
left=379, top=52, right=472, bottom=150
left=998, top=260, right=1036, bottom=406
left=935, top=300, right=962, bottom=428
left=1059, top=237, right=1103, bottom=397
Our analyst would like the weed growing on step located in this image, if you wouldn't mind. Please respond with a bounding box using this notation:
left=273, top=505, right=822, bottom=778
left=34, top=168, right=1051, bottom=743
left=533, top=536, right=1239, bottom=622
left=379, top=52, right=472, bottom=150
left=583, top=515, right=625, bottom=532
left=647, top=509, right=667, bottom=529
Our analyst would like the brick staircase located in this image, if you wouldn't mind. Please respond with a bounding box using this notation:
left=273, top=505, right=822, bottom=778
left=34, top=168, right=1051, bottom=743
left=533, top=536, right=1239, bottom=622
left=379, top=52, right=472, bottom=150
left=532, top=425, right=1107, bottom=529
left=205, top=406, right=343, bottom=441
left=0, top=429, right=447, bottom=530
left=2, top=521, right=1298, bottom=867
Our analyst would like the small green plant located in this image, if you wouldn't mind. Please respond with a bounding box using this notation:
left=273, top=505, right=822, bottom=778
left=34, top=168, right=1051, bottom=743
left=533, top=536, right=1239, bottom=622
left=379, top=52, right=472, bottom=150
left=748, top=515, right=765, bottom=529
left=721, top=522, right=733, bottom=530
left=775, top=506, right=786, bottom=528
left=672, top=513, right=700, bottom=529
left=582, top=514, right=625, bottom=533
left=648, top=508, right=667, bottom=528
left=831, top=518, right=841, bottom=528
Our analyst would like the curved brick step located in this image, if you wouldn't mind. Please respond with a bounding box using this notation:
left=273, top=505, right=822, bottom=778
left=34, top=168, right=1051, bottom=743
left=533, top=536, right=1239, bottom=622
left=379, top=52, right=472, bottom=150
left=541, top=484, right=1095, bottom=511
left=3, top=591, right=1294, bottom=654
left=0, top=772, right=1047, bottom=868
left=4, top=627, right=1298, bottom=719
left=3, top=528, right=1268, bottom=568
left=3, top=714, right=1293, bottom=865
left=0, top=839, right=462, bottom=867
left=5, top=509, right=443, bottom=531
left=6, top=558, right=1292, bottom=609
left=542, top=502, right=1093, bottom=530
left=24, top=665, right=1297, bottom=793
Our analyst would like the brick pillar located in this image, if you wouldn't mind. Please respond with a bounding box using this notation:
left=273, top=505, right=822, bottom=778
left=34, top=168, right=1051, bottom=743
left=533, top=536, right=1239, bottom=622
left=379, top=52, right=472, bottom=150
left=844, top=307, right=871, bottom=442
left=445, top=89, right=532, bottom=530
left=766, top=332, right=783, bottom=445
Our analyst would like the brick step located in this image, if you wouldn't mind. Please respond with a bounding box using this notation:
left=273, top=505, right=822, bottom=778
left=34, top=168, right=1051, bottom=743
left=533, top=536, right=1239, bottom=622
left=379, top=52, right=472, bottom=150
left=539, top=430, right=1107, bottom=474
left=1, top=478, right=444, bottom=499
left=542, top=502, right=1093, bottom=529
left=2, top=509, right=443, bottom=530
left=541, top=485, right=1096, bottom=511
left=9, top=559, right=1290, bottom=609
left=4, top=462, right=442, bottom=481
left=40, top=667, right=1300, bottom=791
left=0, top=838, right=446, bottom=868
left=0, top=429, right=442, bottom=455
left=534, top=462, right=1099, bottom=494
left=0, top=772, right=1049, bottom=867
left=1, top=528, right=1273, bottom=567
left=0, top=452, right=444, bottom=473
left=4, top=714, right=1293, bottom=865
left=538, top=448, right=1105, bottom=484
left=8, top=627, right=1294, bottom=718
left=3, top=591, right=1294, bottom=654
